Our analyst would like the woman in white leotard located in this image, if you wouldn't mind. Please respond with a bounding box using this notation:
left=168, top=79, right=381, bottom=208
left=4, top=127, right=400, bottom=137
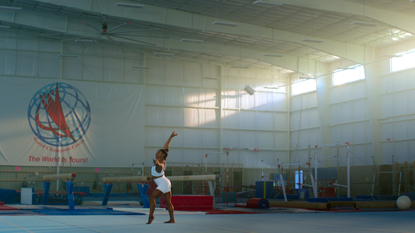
left=147, top=131, right=177, bottom=224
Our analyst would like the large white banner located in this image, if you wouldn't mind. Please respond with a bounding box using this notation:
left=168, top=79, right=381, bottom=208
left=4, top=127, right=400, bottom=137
left=0, top=77, right=144, bottom=167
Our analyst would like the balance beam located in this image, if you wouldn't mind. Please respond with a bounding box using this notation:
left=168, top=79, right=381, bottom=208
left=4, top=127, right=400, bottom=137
left=101, top=174, right=217, bottom=207
left=41, top=173, right=77, bottom=210
left=102, top=176, right=149, bottom=183
left=43, top=173, right=76, bottom=181
left=101, top=174, right=216, bottom=183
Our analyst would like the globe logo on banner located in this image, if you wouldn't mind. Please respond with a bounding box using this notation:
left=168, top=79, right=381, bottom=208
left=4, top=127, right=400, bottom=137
left=28, top=83, right=91, bottom=147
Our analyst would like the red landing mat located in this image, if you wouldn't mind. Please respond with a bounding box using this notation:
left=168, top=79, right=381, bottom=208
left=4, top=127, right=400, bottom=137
left=204, top=209, right=261, bottom=214
left=0, top=202, right=18, bottom=211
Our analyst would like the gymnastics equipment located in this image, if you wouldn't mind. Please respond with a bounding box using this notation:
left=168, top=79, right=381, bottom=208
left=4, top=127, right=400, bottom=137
left=42, top=173, right=76, bottom=210
left=268, top=200, right=329, bottom=210
left=101, top=174, right=217, bottom=207
left=246, top=198, right=269, bottom=209
left=277, top=162, right=317, bottom=202
left=313, top=142, right=351, bottom=198
left=160, top=195, right=214, bottom=211
left=396, top=195, right=411, bottom=210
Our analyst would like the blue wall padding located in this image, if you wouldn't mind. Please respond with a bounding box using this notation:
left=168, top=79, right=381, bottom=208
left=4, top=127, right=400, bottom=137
left=255, top=181, right=273, bottom=199
left=0, top=188, right=18, bottom=204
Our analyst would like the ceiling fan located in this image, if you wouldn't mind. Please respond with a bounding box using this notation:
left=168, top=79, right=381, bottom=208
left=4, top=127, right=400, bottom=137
left=79, top=15, right=170, bottom=50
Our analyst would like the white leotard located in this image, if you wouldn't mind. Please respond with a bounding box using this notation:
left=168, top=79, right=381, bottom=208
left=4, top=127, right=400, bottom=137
left=152, top=163, right=171, bottom=193
left=151, top=164, right=165, bottom=176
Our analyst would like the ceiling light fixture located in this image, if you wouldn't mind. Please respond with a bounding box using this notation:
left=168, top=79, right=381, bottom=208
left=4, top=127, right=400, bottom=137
left=0, top=25, right=10, bottom=29
left=202, top=77, right=220, bottom=80
left=332, top=55, right=340, bottom=59
left=231, top=65, right=250, bottom=69
left=263, top=54, right=284, bottom=57
left=253, top=1, right=283, bottom=6
left=133, top=66, right=150, bottom=69
left=180, top=38, right=204, bottom=43
left=115, top=3, right=144, bottom=8
left=75, top=39, right=96, bottom=43
left=0, top=6, right=22, bottom=11
left=212, top=21, right=238, bottom=27
left=301, top=38, right=324, bottom=43
left=350, top=21, right=378, bottom=27
left=59, top=54, right=78, bottom=58
left=392, top=37, right=399, bottom=41
left=153, top=52, right=175, bottom=56
left=264, top=86, right=280, bottom=89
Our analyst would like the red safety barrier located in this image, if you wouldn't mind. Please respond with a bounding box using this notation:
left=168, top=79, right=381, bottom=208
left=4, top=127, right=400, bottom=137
left=160, top=195, right=214, bottom=211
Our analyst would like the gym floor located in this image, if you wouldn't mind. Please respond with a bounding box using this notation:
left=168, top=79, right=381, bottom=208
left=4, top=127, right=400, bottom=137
left=0, top=207, right=413, bottom=233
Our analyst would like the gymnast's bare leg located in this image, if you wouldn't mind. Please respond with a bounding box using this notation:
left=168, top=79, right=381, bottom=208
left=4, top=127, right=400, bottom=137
left=163, top=191, right=175, bottom=223
left=147, top=189, right=163, bottom=224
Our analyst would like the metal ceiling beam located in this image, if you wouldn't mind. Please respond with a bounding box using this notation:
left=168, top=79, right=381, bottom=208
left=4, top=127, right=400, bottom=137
left=0, top=8, right=323, bottom=74
left=266, top=0, right=415, bottom=35
left=32, top=0, right=365, bottom=63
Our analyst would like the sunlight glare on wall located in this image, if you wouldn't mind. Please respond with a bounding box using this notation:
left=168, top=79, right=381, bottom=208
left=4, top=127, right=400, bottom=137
left=391, top=49, right=415, bottom=72
left=291, top=79, right=316, bottom=96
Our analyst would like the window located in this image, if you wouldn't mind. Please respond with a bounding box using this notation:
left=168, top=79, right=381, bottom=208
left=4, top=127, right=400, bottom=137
left=295, top=170, right=303, bottom=189
left=291, top=79, right=316, bottom=96
left=391, top=49, right=415, bottom=72
left=332, top=64, right=365, bottom=86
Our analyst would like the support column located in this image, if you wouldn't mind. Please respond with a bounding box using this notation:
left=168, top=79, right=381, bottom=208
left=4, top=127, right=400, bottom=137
left=364, top=62, right=383, bottom=166
left=316, top=63, right=332, bottom=160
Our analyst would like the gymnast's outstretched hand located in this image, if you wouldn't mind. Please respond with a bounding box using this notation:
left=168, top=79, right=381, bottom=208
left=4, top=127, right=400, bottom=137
left=171, top=131, right=178, bottom=138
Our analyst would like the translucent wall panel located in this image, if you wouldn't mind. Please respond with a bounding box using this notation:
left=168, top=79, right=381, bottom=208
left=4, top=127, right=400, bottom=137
left=62, top=57, right=82, bottom=80
left=329, top=79, right=373, bottom=165
left=291, top=92, right=318, bottom=110
left=380, top=69, right=415, bottom=163
left=257, top=112, right=274, bottom=130
left=290, top=128, right=322, bottom=149
left=290, top=91, right=321, bottom=155
left=38, top=53, right=59, bottom=78
left=331, top=80, right=367, bottom=103
left=222, top=90, right=286, bottom=112
left=290, top=150, right=312, bottom=164
left=0, top=50, right=16, bottom=75
left=16, top=51, right=36, bottom=77
left=146, top=59, right=219, bottom=88
left=331, top=122, right=372, bottom=144
left=290, top=108, right=320, bottom=130
left=222, top=130, right=288, bottom=151
left=82, top=56, right=104, bottom=81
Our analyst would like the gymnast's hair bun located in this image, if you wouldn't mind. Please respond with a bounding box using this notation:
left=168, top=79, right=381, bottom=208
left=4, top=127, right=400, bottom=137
left=165, top=149, right=169, bottom=152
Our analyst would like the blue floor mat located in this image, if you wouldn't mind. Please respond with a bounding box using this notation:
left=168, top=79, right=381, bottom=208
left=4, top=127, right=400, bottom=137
left=31, top=209, right=145, bottom=215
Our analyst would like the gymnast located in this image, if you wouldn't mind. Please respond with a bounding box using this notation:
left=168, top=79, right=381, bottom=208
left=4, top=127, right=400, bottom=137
left=147, top=131, right=178, bottom=224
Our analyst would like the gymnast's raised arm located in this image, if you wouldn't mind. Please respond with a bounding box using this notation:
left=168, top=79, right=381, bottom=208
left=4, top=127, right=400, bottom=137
left=164, top=131, right=178, bottom=150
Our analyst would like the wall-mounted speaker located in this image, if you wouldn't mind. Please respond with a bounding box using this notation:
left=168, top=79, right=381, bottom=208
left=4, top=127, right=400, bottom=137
left=244, top=85, right=255, bottom=95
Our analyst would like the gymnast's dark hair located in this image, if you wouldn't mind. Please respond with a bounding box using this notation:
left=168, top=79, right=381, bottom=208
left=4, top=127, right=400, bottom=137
left=159, top=149, right=169, bottom=160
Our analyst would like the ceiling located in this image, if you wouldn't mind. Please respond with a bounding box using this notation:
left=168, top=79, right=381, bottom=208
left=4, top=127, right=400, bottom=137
left=134, top=0, right=414, bottom=46
left=0, top=0, right=414, bottom=75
